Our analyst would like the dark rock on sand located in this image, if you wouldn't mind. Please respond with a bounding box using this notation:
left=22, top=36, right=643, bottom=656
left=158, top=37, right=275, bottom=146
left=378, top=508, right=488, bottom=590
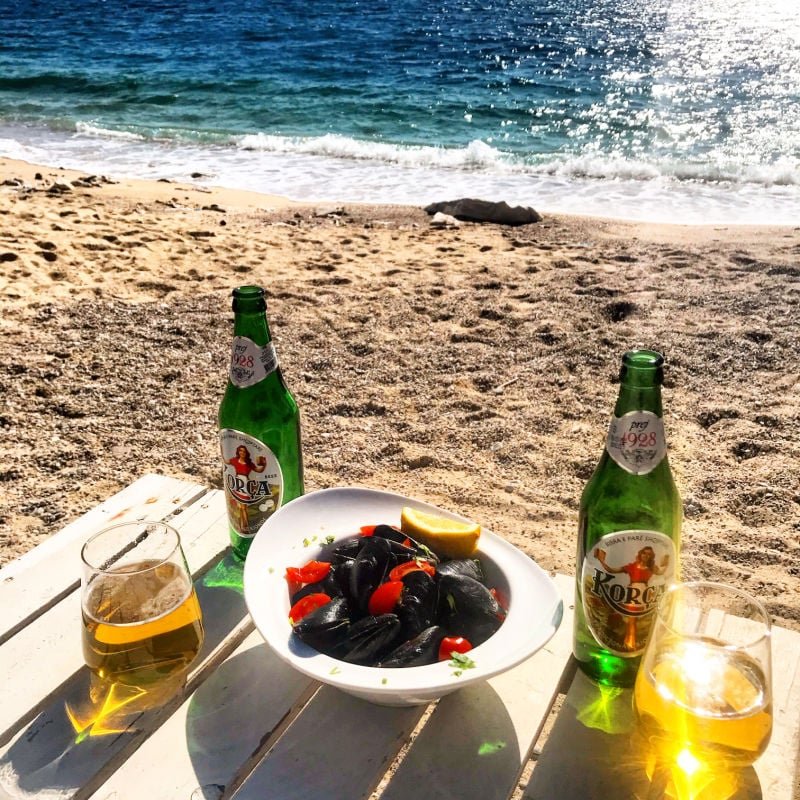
left=424, top=198, right=541, bottom=226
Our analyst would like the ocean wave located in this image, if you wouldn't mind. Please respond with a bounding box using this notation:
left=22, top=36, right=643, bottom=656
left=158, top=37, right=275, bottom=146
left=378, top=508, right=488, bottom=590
left=237, top=133, right=510, bottom=170
left=75, top=122, right=146, bottom=141
left=235, top=132, right=800, bottom=189
left=531, top=154, right=800, bottom=188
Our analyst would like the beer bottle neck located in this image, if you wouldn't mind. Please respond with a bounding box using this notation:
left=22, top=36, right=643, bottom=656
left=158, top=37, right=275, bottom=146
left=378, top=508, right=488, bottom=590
left=614, top=383, right=663, bottom=417
left=614, top=349, right=665, bottom=416
left=232, top=286, right=273, bottom=347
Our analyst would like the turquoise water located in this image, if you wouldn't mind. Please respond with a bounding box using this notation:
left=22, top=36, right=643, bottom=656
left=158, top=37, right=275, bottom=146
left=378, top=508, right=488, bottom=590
left=1, top=0, right=799, bottom=222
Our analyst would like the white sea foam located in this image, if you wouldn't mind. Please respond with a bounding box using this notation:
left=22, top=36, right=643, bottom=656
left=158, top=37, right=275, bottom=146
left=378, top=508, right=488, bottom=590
left=75, top=122, right=146, bottom=141
left=2, top=123, right=799, bottom=225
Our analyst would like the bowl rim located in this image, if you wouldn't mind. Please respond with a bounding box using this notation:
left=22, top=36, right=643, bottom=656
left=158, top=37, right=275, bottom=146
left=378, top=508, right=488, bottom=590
left=243, top=486, right=563, bottom=699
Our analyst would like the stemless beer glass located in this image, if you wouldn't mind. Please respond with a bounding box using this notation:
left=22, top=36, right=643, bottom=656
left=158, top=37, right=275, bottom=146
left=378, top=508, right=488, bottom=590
left=633, top=581, right=772, bottom=798
left=81, top=521, right=204, bottom=692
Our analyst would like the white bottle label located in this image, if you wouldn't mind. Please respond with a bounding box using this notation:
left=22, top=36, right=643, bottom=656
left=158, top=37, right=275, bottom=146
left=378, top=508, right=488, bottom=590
left=581, top=530, right=676, bottom=656
left=220, top=429, right=284, bottom=539
left=606, top=410, right=667, bottom=475
left=228, top=336, right=278, bottom=388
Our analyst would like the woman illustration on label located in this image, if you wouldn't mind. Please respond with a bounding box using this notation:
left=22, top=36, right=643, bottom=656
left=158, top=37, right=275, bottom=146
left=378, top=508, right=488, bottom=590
left=227, top=445, right=267, bottom=533
left=594, top=545, right=670, bottom=651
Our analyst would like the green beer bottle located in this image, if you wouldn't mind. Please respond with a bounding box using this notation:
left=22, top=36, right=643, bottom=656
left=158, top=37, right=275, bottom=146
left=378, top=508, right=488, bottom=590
left=218, top=286, right=304, bottom=560
left=573, top=349, right=682, bottom=687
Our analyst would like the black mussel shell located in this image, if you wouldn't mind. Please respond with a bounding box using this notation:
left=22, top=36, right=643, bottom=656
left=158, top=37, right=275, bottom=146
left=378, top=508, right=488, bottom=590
left=438, top=573, right=500, bottom=619
left=332, top=537, right=365, bottom=563
left=350, top=536, right=393, bottom=613
left=436, top=558, right=484, bottom=584
left=330, top=559, right=355, bottom=602
left=384, top=539, right=423, bottom=563
left=290, top=571, right=342, bottom=605
left=438, top=573, right=502, bottom=646
left=292, top=596, right=350, bottom=655
left=371, top=524, right=406, bottom=543
left=397, top=571, right=438, bottom=639
left=341, top=613, right=402, bottom=665
left=378, top=625, right=446, bottom=668
left=372, top=524, right=440, bottom=564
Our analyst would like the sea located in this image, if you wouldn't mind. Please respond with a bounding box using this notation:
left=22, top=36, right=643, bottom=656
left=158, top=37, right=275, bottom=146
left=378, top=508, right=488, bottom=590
left=1, top=0, right=799, bottom=224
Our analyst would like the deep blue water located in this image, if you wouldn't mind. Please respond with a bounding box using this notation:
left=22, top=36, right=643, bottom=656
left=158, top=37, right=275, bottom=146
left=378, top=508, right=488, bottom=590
left=1, top=0, right=799, bottom=222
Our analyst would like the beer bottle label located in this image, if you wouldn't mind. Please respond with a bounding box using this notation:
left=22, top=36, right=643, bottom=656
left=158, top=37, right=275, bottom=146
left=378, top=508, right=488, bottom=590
left=606, top=410, right=667, bottom=475
left=220, top=429, right=284, bottom=539
left=228, top=336, right=278, bottom=388
left=581, top=530, right=676, bottom=656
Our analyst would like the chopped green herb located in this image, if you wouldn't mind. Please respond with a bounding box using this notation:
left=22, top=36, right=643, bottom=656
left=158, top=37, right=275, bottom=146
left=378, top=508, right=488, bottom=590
left=381, top=678, right=388, bottom=685
left=302, top=537, right=311, bottom=547
left=324, top=534, right=336, bottom=545
left=267, top=567, right=274, bottom=574
left=453, top=670, right=463, bottom=677
left=330, top=666, right=342, bottom=675
left=449, top=651, right=476, bottom=674
left=312, top=535, right=318, bottom=542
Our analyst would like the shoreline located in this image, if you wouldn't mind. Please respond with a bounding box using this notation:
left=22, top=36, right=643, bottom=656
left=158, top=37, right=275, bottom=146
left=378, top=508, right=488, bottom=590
left=4, top=156, right=799, bottom=235
left=1, top=156, right=799, bottom=632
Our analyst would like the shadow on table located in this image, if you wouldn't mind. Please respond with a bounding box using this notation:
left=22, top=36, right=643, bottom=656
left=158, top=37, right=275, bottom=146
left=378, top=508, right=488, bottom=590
left=377, top=681, right=523, bottom=800
left=184, top=640, right=312, bottom=798
left=524, top=670, right=762, bottom=800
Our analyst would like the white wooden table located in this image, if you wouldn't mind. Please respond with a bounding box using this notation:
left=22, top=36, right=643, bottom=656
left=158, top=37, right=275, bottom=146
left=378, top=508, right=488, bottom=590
left=1, top=474, right=798, bottom=800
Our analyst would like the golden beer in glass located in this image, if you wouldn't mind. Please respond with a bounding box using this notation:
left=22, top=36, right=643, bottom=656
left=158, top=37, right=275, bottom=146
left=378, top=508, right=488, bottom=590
left=634, top=581, right=772, bottom=798
left=81, top=521, right=204, bottom=691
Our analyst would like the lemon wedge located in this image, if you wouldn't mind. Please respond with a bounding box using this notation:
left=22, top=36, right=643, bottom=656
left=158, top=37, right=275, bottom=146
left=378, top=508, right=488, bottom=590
left=399, top=506, right=480, bottom=559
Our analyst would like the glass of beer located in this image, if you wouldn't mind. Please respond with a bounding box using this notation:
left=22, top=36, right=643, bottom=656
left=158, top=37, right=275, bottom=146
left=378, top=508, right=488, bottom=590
left=633, top=581, right=772, bottom=799
left=81, top=521, right=205, bottom=695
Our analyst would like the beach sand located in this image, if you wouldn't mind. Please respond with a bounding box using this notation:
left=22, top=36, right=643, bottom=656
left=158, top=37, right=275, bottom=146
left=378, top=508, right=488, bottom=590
left=1, top=156, right=798, bottom=631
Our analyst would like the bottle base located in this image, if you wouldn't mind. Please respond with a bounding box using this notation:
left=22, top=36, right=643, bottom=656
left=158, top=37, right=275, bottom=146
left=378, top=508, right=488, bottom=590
left=574, top=650, right=639, bottom=688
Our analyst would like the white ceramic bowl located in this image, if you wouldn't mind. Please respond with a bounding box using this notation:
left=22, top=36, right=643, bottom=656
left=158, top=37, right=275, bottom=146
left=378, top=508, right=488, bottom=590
left=243, top=487, right=563, bottom=706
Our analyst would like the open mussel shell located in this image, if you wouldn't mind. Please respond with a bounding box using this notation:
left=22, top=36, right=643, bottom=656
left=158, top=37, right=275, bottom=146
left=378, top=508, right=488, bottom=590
left=292, top=596, right=351, bottom=655
left=397, top=571, right=438, bottom=640
left=350, top=536, right=393, bottom=613
left=341, top=613, right=402, bottom=665
left=378, top=625, right=446, bottom=668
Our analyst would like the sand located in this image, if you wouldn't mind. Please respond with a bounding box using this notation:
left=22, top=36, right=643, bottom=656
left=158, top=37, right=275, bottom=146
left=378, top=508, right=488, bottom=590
left=1, top=156, right=798, bottom=631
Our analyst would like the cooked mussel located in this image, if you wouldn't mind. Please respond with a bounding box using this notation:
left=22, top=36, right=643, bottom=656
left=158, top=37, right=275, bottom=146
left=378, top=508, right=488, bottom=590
left=397, top=570, right=438, bottom=639
left=341, top=613, right=402, bottom=665
left=436, top=558, right=484, bottom=583
left=378, top=625, right=446, bottom=668
left=438, top=573, right=502, bottom=646
left=350, top=536, right=393, bottom=613
left=372, top=524, right=440, bottom=563
left=290, top=570, right=342, bottom=605
left=332, top=537, right=365, bottom=563
left=292, top=596, right=351, bottom=655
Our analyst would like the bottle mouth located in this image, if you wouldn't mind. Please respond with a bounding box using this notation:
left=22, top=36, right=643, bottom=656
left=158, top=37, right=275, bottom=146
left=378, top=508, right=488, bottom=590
left=232, top=286, right=265, bottom=300
left=232, top=285, right=267, bottom=311
left=622, top=349, right=664, bottom=369
left=620, top=349, right=664, bottom=384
